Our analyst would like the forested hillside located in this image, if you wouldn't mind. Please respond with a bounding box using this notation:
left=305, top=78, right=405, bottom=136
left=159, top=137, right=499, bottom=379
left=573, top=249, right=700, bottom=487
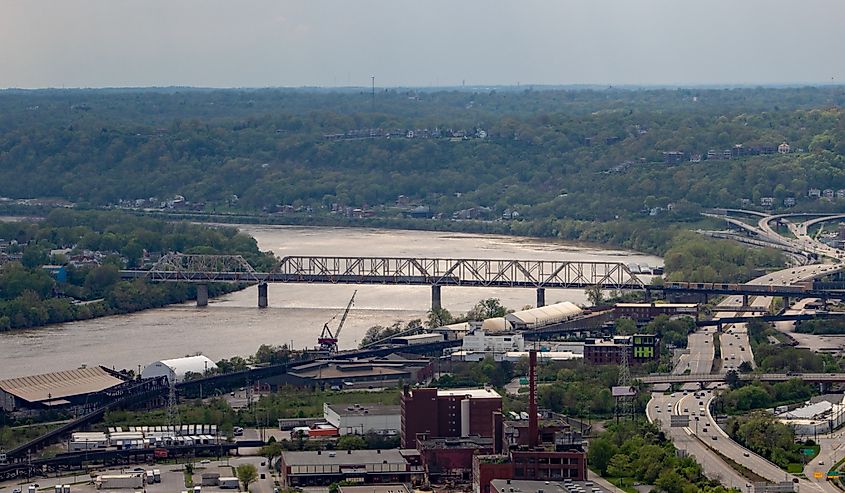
left=1, top=86, right=843, bottom=257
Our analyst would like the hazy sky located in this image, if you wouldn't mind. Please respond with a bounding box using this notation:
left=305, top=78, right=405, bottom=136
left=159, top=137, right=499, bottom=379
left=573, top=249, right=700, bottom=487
left=2, top=0, right=843, bottom=89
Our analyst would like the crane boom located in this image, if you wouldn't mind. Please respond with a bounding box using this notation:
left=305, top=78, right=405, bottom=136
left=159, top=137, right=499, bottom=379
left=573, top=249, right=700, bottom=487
left=334, top=290, right=357, bottom=340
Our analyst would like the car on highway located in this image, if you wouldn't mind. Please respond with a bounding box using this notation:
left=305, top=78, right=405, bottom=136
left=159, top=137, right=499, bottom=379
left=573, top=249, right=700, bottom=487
left=711, top=436, right=717, bottom=440
left=743, top=452, right=749, bottom=457
left=819, top=460, right=825, bottom=465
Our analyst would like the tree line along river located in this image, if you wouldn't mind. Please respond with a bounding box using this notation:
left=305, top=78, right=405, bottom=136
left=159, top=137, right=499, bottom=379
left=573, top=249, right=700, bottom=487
left=0, top=224, right=661, bottom=379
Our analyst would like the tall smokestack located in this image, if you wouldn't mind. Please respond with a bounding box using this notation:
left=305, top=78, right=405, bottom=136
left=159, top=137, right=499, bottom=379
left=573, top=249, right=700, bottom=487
left=528, top=349, right=538, bottom=448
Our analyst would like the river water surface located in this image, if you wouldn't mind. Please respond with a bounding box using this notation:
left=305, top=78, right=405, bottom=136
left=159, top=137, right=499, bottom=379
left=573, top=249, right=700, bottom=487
left=0, top=225, right=661, bottom=379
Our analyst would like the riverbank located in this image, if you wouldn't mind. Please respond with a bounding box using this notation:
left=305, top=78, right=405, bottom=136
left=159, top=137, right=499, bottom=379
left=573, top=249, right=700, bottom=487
left=118, top=207, right=689, bottom=257
left=0, top=224, right=663, bottom=379
left=0, top=209, right=277, bottom=332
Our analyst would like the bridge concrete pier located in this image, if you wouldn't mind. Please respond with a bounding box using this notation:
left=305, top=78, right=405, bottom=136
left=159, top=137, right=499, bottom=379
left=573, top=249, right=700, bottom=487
left=742, top=294, right=749, bottom=307
left=536, top=288, right=546, bottom=308
left=196, top=284, right=209, bottom=307
left=431, top=285, right=442, bottom=311
left=258, top=283, right=268, bottom=308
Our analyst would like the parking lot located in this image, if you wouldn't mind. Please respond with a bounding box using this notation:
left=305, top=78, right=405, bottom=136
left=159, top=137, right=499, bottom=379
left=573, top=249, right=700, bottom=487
left=0, top=457, right=276, bottom=493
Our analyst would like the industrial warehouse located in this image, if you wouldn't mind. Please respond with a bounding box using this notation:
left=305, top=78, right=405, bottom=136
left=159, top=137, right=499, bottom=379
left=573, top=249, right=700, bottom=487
left=0, top=367, right=129, bottom=413
left=0, top=294, right=694, bottom=492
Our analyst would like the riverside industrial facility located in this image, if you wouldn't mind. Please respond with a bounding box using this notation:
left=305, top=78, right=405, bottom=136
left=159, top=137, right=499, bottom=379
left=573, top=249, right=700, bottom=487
left=279, top=351, right=588, bottom=488
left=3, top=296, right=681, bottom=492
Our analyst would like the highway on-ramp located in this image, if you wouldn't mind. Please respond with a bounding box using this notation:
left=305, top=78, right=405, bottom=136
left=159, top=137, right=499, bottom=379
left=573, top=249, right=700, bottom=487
left=650, top=259, right=839, bottom=488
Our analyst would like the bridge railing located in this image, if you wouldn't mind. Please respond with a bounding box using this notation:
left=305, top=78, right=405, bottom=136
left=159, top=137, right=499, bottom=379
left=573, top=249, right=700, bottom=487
left=270, top=256, right=646, bottom=288
left=124, top=254, right=646, bottom=289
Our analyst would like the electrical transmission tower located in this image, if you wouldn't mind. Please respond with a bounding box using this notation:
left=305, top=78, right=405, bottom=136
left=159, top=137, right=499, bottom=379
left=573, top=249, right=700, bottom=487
left=616, top=346, right=634, bottom=422
left=167, top=376, right=180, bottom=431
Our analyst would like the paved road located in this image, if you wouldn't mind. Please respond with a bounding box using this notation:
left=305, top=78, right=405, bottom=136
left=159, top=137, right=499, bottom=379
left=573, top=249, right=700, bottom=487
left=788, top=214, right=845, bottom=259
left=647, top=390, right=827, bottom=490
left=674, top=328, right=715, bottom=376
left=773, top=298, right=845, bottom=353
left=649, top=211, right=845, bottom=489
left=804, top=429, right=845, bottom=491
left=654, top=260, right=840, bottom=486
left=647, top=391, right=749, bottom=489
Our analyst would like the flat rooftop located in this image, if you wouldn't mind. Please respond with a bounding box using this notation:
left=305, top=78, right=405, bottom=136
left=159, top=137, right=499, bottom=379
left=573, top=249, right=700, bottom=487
left=615, top=303, right=697, bottom=308
left=418, top=436, right=493, bottom=449
left=437, top=387, right=501, bottom=399
left=0, top=366, right=125, bottom=404
left=491, top=479, right=607, bottom=493
left=281, top=449, right=407, bottom=466
left=340, top=485, right=409, bottom=493
left=326, top=404, right=400, bottom=416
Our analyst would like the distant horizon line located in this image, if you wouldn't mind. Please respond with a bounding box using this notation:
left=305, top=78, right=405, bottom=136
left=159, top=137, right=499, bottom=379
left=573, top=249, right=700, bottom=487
left=1, top=81, right=844, bottom=92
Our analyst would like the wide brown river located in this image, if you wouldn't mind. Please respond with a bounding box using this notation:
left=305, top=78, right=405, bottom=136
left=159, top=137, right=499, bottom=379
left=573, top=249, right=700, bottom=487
left=0, top=225, right=661, bottom=379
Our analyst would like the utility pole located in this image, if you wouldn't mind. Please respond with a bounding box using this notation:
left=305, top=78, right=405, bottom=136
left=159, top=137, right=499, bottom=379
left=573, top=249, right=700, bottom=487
left=371, top=76, right=375, bottom=111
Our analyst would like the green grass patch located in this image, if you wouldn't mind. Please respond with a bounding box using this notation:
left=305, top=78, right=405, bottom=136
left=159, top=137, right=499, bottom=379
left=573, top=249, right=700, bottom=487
left=603, top=477, right=638, bottom=493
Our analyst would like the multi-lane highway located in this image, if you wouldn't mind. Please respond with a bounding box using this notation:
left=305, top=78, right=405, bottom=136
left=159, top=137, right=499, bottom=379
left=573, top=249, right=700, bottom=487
left=647, top=390, right=749, bottom=490
left=649, top=213, right=845, bottom=490
left=647, top=389, right=829, bottom=491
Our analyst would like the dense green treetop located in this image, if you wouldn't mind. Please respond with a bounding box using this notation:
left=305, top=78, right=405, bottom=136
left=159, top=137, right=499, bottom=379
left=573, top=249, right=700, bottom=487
left=1, top=86, right=844, bottom=220
left=0, top=209, right=275, bottom=330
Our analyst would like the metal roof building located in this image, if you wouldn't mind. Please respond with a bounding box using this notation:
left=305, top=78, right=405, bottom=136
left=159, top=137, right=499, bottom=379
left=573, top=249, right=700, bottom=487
left=505, top=302, right=583, bottom=330
left=141, top=355, right=217, bottom=384
left=0, top=366, right=126, bottom=411
left=279, top=449, right=418, bottom=487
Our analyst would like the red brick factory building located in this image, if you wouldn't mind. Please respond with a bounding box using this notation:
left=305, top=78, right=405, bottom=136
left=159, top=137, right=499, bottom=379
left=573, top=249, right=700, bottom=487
left=400, top=386, right=502, bottom=448
left=399, top=351, right=587, bottom=492
left=472, top=351, right=588, bottom=493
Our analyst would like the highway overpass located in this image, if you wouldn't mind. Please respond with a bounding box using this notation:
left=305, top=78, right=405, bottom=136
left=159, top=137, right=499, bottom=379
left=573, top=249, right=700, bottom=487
left=640, top=372, right=845, bottom=385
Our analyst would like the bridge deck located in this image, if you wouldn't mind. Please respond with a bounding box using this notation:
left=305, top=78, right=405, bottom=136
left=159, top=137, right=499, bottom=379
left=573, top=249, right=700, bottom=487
left=641, top=372, right=845, bottom=384
left=122, top=254, right=647, bottom=289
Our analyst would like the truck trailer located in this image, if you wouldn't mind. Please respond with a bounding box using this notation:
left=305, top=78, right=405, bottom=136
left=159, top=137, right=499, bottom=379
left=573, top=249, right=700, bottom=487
left=96, top=474, right=144, bottom=489
left=219, top=478, right=239, bottom=489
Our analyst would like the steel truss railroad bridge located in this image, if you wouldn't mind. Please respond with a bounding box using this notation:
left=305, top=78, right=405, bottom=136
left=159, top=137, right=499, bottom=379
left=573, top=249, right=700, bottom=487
left=120, top=254, right=647, bottom=309
left=120, top=254, right=845, bottom=309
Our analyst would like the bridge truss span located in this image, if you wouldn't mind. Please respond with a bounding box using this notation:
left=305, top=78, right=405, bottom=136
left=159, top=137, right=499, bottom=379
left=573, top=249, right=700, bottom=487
left=143, top=254, right=261, bottom=283
left=268, top=256, right=646, bottom=289
left=127, top=254, right=645, bottom=289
